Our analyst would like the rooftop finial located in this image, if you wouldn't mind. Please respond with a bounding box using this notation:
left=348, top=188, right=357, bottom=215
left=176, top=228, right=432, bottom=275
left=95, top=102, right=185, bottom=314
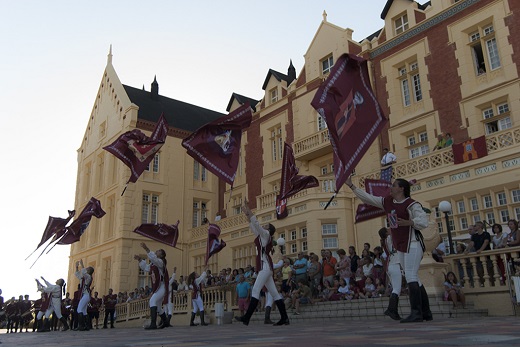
left=107, top=44, right=113, bottom=65
left=323, top=10, right=327, bottom=22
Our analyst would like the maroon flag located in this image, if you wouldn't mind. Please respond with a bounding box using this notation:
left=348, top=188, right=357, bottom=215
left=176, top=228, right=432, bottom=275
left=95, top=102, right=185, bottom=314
left=278, top=142, right=319, bottom=200
left=67, top=197, right=106, bottom=236
left=37, top=210, right=75, bottom=249
left=355, top=179, right=392, bottom=223
left=205, top=224, right=226, bottom=265
left=182, top=103, right=252, bottom=186
left=311, top=53, right=387, bottom=192
left=452, top=136, right=488, bottom=164
left=133, top=221, right=180, bottom=248
left=103, top=113, right=169, bottom=184
left=276, top=197, right=288, bottom=220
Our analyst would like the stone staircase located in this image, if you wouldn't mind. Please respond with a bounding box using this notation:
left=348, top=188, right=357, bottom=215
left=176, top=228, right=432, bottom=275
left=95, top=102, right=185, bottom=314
left=244, top=295, right=488, bottom=324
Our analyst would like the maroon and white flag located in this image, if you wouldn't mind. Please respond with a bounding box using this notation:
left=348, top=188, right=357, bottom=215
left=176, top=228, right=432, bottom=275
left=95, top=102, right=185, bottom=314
left=103, top=113, right=169, bottom=184
left=278, top=142, right=319, bottom=200
left=133, top=220, right=180, bottom=248
left=182, top=103, right=252, bottom=186
left=67, top=197, right=106, bottom=236
left=205, top=224, right=226, bottom=265
left=276, top=197, right=288, bottom=220
left=37, top=210, right=75, bottom=249
left=355, top=179, right=392, bottom=223
left=311, top=53, right=387, bottom=192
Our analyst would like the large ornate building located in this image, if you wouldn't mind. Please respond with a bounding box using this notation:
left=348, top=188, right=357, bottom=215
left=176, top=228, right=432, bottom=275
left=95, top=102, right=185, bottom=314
left=68, top=0, right=520, bottom=299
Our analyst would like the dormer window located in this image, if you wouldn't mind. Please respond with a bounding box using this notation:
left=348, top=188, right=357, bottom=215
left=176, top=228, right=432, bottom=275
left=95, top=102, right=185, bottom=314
left=321, top=54, right=334, bottom=75
left=394, top=13, right=409, bottom=35
left=270, top=87, right=278, bottom=104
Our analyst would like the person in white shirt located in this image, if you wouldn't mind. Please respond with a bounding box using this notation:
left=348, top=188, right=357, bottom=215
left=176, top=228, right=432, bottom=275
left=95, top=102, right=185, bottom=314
left=381, top=147, right=397, bottom=167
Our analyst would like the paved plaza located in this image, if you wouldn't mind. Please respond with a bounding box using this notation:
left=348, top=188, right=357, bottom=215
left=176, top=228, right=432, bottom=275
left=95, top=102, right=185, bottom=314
left=1, top=317, right=520, bottom=347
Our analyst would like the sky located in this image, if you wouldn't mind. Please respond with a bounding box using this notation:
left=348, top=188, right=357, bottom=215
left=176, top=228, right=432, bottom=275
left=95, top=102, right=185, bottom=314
left=0, top=0, right=388, bottom=300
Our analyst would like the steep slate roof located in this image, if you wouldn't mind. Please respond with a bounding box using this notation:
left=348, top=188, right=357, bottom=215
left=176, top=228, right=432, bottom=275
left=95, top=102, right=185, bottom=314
left=361, top=28, right=383, bottom=43
left=123, top=84, right=225, bottom=132
left=262, top=69, right=293, bottom=91
left=226, top=92, right=260, bottom=112
left=381, top=0, right=430, bottom=19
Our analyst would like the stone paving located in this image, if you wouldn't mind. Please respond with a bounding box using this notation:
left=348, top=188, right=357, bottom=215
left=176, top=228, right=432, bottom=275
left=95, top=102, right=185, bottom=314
left=1, top=317, right=520, bottom=347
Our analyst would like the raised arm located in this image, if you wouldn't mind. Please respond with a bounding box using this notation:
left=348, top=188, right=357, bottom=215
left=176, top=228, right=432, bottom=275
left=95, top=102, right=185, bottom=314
left=242, top=198, right=254, bottom=223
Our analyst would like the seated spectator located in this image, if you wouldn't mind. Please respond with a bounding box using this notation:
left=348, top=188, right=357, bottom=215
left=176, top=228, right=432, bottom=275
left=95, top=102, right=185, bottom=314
left=372, top=246, right=384, bottom=285
left=337, top=278, right=353, bottom=300
left=362, top=256, right=374, bottom=280
left=359, top=276, right=376, bottom=299
left=375, top=278, right=386, bottom=297
left=444, top=271, right=466, bottom=309
left=432, top=236, right=446, bottom=263
left=292, top=279, right=313, bottom=315
left=307, top=254, right=322, bottom=298
left=354, top=257, right=366, bottom=289
left=327, top=278, right=341, bottom=301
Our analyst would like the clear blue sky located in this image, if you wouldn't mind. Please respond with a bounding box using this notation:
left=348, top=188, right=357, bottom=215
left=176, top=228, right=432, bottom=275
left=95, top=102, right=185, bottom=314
left=0, top=0, right=388, bottom=300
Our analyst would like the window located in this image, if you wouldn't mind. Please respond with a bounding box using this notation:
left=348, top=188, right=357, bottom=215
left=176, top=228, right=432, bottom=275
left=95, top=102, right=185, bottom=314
left=321, top=166, right=328, bottom=175
left=515, top=207, right=520, bottom=221
left=145, top=153, right=160, bottom=173
left=194, top=161, right=207, bottom=181
left=512, top=189, right=520, bottom=203
left=323, top=238, right=338, bottom=249
left=460, top=217, right=468, bottom=230
left=322, top=179, right=335, bottom=193
left=469, top=24, right=501, bottom=75
left=301, top=227, right=307, bottom=238
left=497, top=192, right=507, bottom=206
left=192, top=200, right=208, bottom=227
left=302, top=241, right=308, bottom=252
left=472, top=215, right=481, bottom=223
left=290, top=230, right=297, bottom=241
left=322, top=224, right=337, bottom=235
left=457, top=201, right=466, bottom=213
left=470, top=198, right=479, bottom=211
left=270, top=87, right=278, bottom=104
left=437, top=221, right=443, bottom=233
left=500, top=210, right=510, bottom=223
left=271, top=126, right=283, bottom=162
left=486, top=212, right=496, bottom=225
left=482, top=102, right=512, bottom=134
left=317, top=114, right=328, bottom=131
left=406, top=129, right=429, bottom=159
left=394, top=13, right=409, bottom=35
left=142, top=193, right=159, bottom=224
left=398, top=61, right=422, bottom=107
left=138, top=262, right=150, bottom=288
left=291, top=243, right=298, bottom=254
left=483, top=195, right=493, bottom=208
left=321, top=55, right=334, bottom=75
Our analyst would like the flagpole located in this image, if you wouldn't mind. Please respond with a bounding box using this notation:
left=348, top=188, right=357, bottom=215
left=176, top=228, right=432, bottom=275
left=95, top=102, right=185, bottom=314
left=121, top=182, right=129, bottom=196
left=323, top=191, right=338, bottom=210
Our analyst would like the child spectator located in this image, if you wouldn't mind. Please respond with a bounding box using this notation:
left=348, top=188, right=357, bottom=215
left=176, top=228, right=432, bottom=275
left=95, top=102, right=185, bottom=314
left=292, top=279, right=313, bottom=315
left=444, top=271, right=466, bottom=309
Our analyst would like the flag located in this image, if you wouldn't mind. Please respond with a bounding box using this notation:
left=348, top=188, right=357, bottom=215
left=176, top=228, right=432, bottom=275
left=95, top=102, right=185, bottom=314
left=355, top=179, right=392, bottom=223
left=380, top=166, right=393, bottom=182
left=278, top=143, right=319, bottom=200
left=452, top=136, right=488, bottom=164
left=67, top=197, right=106, bottom=236
left=205, top=224, right=226, bottom=265
left=311, top=53, right=387, bottom=192
left=133, top=221, right=180, bottom=248
left=103, top=113, right=169, bottom=183
left=37, top=210, right=75, bottom=249
left=276, top=197, right=288, bottom=220
left=182, top=103, right=252, bottom=186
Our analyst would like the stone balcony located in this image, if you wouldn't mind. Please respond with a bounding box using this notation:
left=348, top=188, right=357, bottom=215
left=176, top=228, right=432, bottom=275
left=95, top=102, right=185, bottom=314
left=293, top=128, right=331, bottom=161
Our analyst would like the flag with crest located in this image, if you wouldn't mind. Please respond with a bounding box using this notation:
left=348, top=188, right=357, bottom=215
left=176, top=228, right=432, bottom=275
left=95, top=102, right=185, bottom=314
left=133, top=221, right=180, bottom=248
left=205, top=224, right=226, bottom=265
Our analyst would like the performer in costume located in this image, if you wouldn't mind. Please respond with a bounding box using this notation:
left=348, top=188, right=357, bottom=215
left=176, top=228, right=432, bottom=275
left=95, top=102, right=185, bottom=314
left=165, top=266, right=177, bottom=328
left=35, top=277, right=69, bottom=331
left=74, top=259, right=94, bottom=331
left=102, top=288, right=117, bottom=329
left=235, top=198, right=289, bottom=326
left=89, top=291, right=102, bottom=329
left=187, top=267, right=209, bottom=326
left=134, top=242, right=169, bottom=330
left=71, top=284, right=81, bottom=330
left=379, top=227, right=402, bottom=320
left=346, top=176, right=432, bottom=323
left=264, top=238, right=285, bottom=324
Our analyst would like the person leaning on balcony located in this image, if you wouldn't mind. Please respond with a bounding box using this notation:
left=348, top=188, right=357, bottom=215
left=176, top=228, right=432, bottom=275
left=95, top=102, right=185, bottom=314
left=345, top=175, right=432, bottom=323
left=433, top=134, right=446, bottom=151
left=506, top=219, right=520, bottom=247
left=234, top=198, right=290, bottom=326
left=381, top=147, right=397, bottom=167
left=444, top=133, right=453, bottom=147
left=464, top=221, right=493, bottom=286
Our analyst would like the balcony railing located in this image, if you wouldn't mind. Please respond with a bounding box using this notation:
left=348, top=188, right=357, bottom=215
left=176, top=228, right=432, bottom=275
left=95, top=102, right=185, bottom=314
left=293, top=128, right=331, bottom=160
left=357, top=126, right=520, bottom=189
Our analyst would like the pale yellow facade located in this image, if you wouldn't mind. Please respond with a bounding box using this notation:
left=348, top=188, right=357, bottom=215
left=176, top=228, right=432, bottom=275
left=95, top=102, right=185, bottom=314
left=68, top=0, right=520, bottom=313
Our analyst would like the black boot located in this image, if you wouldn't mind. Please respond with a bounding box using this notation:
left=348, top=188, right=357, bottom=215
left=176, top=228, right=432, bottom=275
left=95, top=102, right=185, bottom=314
left=200, top=311, right=208, bottom=326
left=145, top=307, right=158, bottom=330
left=77, top=314, right=86, bottom=331
left=420, top=285, right=433, bottom=321
left=158, top=312, right=169, bottom=329
left=264, top=306, right=274, bottom=324
left=384, top=293, right=402, bottom=320
left=234, top=297, right=259, bottom=326
left=190, top=312, right=198, bottom=326
left=42, top=318, right=51, bottom=332
left=167, top=314, right=172, bottom=327
left=273, top=299, right=290, bottom=326
left=400, top=282, right=423, bottom=323
left=60, top=316, right=70, bottom=331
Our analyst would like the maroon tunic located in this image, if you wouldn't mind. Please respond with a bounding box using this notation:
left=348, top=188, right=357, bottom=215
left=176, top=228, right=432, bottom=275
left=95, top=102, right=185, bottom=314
left=254, top=235, right=274, bottom=272
left=150, top=263, right=169, bottom=305
left=382, top=196, right=420, bottom=253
